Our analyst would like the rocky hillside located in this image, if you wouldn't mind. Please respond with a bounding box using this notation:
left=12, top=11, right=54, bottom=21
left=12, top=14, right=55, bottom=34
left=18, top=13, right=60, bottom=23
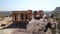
left=52, top=7, right=60, bottom=18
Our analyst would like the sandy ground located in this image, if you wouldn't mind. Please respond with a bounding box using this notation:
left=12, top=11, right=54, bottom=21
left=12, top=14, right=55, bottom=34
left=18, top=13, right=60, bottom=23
left=0, top=17, right=12, bottom=29
left=0, top=17, right=12, bottom=24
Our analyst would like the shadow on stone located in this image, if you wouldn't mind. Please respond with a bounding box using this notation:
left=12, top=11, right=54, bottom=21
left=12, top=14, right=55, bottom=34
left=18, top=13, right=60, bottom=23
left=1, top=21, right=28, bottom=29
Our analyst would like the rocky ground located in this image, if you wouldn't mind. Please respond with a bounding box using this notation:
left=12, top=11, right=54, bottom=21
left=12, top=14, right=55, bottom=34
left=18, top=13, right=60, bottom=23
left=0, top=28, right=55, bottom=34
left=0, top=28, right=28, bottom=34
left=0, top=17, right=59, bottom=34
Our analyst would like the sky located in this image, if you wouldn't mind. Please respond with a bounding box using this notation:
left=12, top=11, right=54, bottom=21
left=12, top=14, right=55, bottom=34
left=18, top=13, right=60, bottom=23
left=0, top=0, right=60, bottom=11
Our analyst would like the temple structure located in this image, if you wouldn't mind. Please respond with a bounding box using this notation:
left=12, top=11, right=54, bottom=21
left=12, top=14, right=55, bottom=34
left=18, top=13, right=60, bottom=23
left=11, top=10, right=43, bottom=28
left=12, top=10, right=32, bottom=22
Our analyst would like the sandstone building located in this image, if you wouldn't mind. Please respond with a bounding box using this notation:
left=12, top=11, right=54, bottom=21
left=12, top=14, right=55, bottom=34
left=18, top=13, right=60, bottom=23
left=12, top=10, right=32, bottom=22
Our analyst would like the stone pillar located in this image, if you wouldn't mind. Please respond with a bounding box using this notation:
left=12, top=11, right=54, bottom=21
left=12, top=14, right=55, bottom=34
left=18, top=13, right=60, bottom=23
left=18, top=13, right=20, bottom=21
left=23, top=13, right=26, bottom=21
left=20, top=13, right=22, bottom=21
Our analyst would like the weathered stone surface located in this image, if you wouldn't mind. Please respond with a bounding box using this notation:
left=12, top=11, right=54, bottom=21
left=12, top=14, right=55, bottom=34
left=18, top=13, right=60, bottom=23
left=0, top=28, right=28, bottom=34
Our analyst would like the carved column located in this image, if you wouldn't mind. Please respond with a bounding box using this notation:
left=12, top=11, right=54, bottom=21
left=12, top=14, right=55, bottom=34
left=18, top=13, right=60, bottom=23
left=18, top=13, right=20, bottom=21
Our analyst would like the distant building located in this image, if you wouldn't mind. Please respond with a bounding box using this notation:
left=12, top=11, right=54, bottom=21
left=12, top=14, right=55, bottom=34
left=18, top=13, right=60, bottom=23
left=12, top=10, right=44, bottom=22
left=12, top=10, right=32, bottom=22
left=33, top=10, right=43, bottom=17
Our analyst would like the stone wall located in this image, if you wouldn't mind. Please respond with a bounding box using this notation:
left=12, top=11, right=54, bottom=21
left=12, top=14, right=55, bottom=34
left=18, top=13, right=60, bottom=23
left=12, top=10, right=32, bottom=22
